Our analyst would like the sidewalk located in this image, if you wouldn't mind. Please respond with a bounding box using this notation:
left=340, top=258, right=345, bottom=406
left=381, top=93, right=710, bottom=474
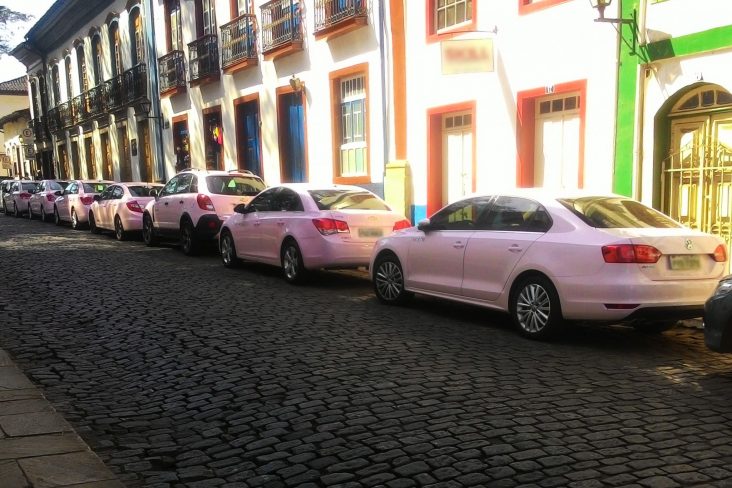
left=0, top=348, right=124, bottom=488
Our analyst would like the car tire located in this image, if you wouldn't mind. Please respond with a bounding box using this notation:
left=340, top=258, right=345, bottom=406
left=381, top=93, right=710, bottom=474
left=219, top=230, right=240, bottom=269
left=71, top=209, right=83, bottom=230
left=13, top=204, right=19, bottom=218
left=40, top=207, right=47, bottom=222
left=114, top=216, right=127, bottom=241
left=510, top=275, right=563, bottom=340
left=54, top=206, right=62, bottom=226
left=180, top=219, right=199, bottom=256
left=27, top=205, right=34, bottom=220
left=142, top=214, right=158, bottom=246
left=89, top=212, right=100, bottom=234
left=281, top=239, right=308, bottom=284
left=373, top=253, right=412, bottom=305
left=633, top=320, right=678, bottom=334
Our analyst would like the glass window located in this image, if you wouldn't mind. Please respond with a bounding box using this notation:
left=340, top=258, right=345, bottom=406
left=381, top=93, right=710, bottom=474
left=201, top=0, right=217, bottom=36
left=160, top=176, right=179, bottom=196
left=98, top=186, right=113, bottom=200
left=430, top=197, right=491, bottom=230
left=112, top=186, right=125, bottom=199
left=83, top=182, right=109, bottom=193
left=130, top=9, right=145, bottom=65
left=66, top=183, right=78, bottom=194
left=436, top=0, right=472, bottom=31
left=92, top=35, right=103, bottom=85
left=175, top=173, right=194, bottom=194
left=249, top=188, right=278, bottom=212
left=128, top=185, right=162, bottom=197
left=109, top=22, right=123, bottom=77
left=480, top=196, right=552, bottom=232
left=338, top=75, right=367, bottom=177
left=308, top=189, right=390, bottom=211
left=275, top=188, right=303, bottom=212
left=559, top=197, right=682, bottom=229
left=49, top=181, right=69, bottom=191
left=205, top=175, right=265, bottom=196
left=168, top=0, right=183, bottom=51
left=77, top=45, right=88, bottom=93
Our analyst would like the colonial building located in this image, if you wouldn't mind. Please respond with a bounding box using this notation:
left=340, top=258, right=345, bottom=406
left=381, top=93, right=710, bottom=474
left=0, top=76, right=31, bottom=178
left=11, top=0, right=163, bottom=183
left=152, top=0, right=390, bottom=195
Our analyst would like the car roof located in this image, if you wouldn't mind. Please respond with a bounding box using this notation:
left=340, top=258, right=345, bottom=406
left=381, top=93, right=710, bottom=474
left=179, top=168, right=262, bottom=178
left=117, top=181, right=164, bottom=186
left=274, top=183, right=375, bottom=194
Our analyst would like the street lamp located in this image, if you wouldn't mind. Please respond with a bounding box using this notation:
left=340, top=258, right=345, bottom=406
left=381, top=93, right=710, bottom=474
left=588, top=0, right=639, bottom=55
left=138, top=97, right=161, bottom=119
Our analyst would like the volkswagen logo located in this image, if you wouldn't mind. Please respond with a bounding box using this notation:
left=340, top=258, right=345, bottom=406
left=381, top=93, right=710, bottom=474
left=685, top=239, right=693, bottom=250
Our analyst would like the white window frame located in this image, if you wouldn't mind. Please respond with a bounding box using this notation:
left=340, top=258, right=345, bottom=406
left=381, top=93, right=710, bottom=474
left=435, top=0, right=472, bottom=32
left=339, top=75, right=367, bottom=177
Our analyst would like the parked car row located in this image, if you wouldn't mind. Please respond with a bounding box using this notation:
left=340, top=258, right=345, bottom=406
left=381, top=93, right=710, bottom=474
left=6, top=169, right=730, bottom=344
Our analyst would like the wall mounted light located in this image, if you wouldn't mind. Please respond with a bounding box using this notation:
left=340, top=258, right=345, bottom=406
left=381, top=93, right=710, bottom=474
left=589, top=0, right=639, bottom=56
left=289, top=75, right=304, bottom=93
left=137, top=98, right=162, bottom=119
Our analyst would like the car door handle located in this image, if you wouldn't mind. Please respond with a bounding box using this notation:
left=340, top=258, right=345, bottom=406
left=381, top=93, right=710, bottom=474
left=277, top=221, right=285, bottom=226
left=508, top=245, right=523, bottom=253
left=164, top=202, right=169, bottom=206
left=254, top=222, right=261, bottom=226
left=453, top=242, right=465, bottom=249
left=179, top=200, right=184, bottom=204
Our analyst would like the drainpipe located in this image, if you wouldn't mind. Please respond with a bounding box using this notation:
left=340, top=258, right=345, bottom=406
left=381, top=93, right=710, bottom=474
left=378, top=0, right=390, bottom=198
left=632, top=0, right=648, bottom=202
left=145, top=0, right=166, bottom=183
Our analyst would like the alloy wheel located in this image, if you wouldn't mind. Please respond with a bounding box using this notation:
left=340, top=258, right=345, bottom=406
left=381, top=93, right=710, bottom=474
left=142, top=216, right=156, bottom=246
left=40, top=207, right=46, bottom=222
left=515, top=283, right=551, bottom=334
left=375, top=260, right=405, bottom=302
left=54, top=207, right=61, bottom=226
left=220, top=233, right=238, bottom=268
left=114, top=217, right=125, bottom=241
left=71, top=210, right=79, bottom=229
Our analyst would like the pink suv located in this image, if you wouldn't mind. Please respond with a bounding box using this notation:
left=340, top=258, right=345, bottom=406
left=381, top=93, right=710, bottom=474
left=142, top=168, right=266, bottom=255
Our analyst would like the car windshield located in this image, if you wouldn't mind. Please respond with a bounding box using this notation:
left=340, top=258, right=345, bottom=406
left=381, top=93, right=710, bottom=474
left=83, top=183, right=109, bottom=193
left=21, top=183, right=37, bottom=191
left=48, top=181, right=68, bottom=191
left=558, top=196, right=682, bottom=229
left=128, top=185, right=161, bottom=197
left=206, top=175, right=265, bottom=196
left=308, top=189, right=391, bottom=211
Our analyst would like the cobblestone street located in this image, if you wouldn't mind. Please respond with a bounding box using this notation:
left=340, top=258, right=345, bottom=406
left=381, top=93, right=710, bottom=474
left=2, top=216, right=732, bottom=488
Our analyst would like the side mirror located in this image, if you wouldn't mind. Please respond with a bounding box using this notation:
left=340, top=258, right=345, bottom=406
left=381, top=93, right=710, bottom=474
left=54, top=190, right=63, bottom=197
left=234, top=203, right=249, bottom=214
left=149, top=188, right=159, bottom=197
left=93, top=195, right=101, bottom=202
left=417, top=218, right=433, bottom=232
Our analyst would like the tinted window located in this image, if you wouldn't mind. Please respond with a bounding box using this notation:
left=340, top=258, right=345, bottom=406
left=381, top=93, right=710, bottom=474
left=275, top=188, right=303, bottom=212
left=249, top=189, right=278, bottom=212
left=429, top=197, right=492, bottom=231
left=128, top=185, right=161, bottom=197
left=308, top=189, right=390, bottom=211
left=176, top=174, right=194, bottom=194
left=83, top=182, right=109, bottom=193
left=66, top=183, right=78, bottom=194
left=480, top=196, right=552, bottom=232
left=48, top=181, right=67, bottom=191
left=559, top=197, right=682, bottom=229
left=21, top=183, right=36, bottom=191
left=111, top=186, right=124, bottom=199
left=206, top=175, right=265, bottom=196
left=160, top=176, right=179, bottom=197
left=98, top=187, right=114, bottom=200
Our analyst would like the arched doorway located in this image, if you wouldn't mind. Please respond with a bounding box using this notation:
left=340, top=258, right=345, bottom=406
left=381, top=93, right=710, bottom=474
left=661, top=84, right=732, bottom=248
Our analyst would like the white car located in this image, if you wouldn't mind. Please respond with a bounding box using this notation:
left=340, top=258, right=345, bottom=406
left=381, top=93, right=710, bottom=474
left=54, top=180, right=113, bottom=229
left=142, top=168, right=266, bottom=255
left=3, top=180, right=37, bottom=217
left=370, top=190, right=727, bottom=340
left=88, top=182, right=163, bottom=240
left=219, top=184, right=410, bottom=283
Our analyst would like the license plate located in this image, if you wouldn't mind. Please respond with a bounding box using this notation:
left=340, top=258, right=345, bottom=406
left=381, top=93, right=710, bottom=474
left=669, top=254, right=701, bottom=270
left=358, top=227, right=383, bottom=238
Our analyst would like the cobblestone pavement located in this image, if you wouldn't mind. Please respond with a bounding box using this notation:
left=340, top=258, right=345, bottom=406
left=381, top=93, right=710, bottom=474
left=2, top=216, right=732, bottom=488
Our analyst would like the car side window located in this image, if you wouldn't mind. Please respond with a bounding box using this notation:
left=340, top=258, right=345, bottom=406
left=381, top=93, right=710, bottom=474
left=481, top=196, right=552, bottom=232
left=98, top=187, right=112, bottom=200
left=250, top=188, right=278, bottom=212
left=65, top=183, right=78, bottom=195
left=276, top=189, right=303, bottom=212
left=190, top=175, right=198, bottom=193
left=159, top=177, right=179, bottom=197
left=112, top=186, right=124, bottom=199
left=176, top=174, right=193, bottom=194
left=430, top=197, right=492, bottom=231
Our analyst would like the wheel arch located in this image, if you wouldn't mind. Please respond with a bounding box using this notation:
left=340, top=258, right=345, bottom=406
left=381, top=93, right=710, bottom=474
left=508, top=270, right=562, bottom=313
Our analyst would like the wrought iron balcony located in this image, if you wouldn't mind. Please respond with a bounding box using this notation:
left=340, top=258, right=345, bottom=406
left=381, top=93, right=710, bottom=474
left=261, top=0, right=302, bottom=56
left=31, top=116, right=50, bottom=141
left=106, top=73, right=125, bottom=112
left=221, top=14, right=257, bottom=70
left=86, top=84, right=108, bottom=118
left=106, top=63, right=148, bottom=112
left=158, top=50, right=187, bottom=94
left=71, top=94, right=86, bottom=125
left=188, top=35, right=220, bottom=83
left=58, top=101, right=73, bottom=129
left=314, top=0, right=367, bottom=35
left=47, top=107, right=61, bottom=134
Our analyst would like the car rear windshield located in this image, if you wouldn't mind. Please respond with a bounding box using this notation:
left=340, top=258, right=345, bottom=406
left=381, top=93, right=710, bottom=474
left=48, top=181, right=68, bottom=191
left=308, top=189, right=391, bottom=211
left=83, top=183, right=109, bottom=193
left=558, top=197, right=682, bottom=229
left=21, top=183, right=37, bottom=191
left=206, top=176, right=266, bottom=196
left=128, top=186, right=161, bottom=197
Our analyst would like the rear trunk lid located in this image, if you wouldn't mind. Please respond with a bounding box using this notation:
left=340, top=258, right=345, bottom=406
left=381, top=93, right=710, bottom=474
left=210, top=194, right=255, bottom=220
left=330, top=210, right=404, bottom=243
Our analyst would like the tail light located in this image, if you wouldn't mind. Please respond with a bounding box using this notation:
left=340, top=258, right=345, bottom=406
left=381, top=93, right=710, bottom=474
left=197, top=194, right=215, bottom=211
left=713, top=244, right=727, bottom=263
left=80, top=195, right=94, bottom=205
left=19, top=193, right=31, bottom=200
left=602, top=244, right=661, bottom=264
left=46, top=194, right=57, bottom=202
left=393, top=219, right=412, bottom=231
left=312, top=218, right=350, bottom=235
left=126, top=200, right=144, bottom=213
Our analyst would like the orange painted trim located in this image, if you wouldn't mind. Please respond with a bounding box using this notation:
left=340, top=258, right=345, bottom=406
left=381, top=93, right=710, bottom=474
left=276, top=85, right=309, bottom=183
left=263, top=41, right=303, bottom=61
left=515, top=79, right=587, bottom=188
left=171, top=113, right=187, bottom=125
left=222, top=58, right=258, bottom=75
left=425, top=0, right=478, bottom=44
left=518, top=0, right=571, bottom=15
left=390, top=0, right=407, bottom=160
left=314, top=17, right=367, bottom=41
left=426, top=101, right=476, bottom=217
left=329, top=63, right=370, bottom=185
left=232, top=93, right=264, bottom=180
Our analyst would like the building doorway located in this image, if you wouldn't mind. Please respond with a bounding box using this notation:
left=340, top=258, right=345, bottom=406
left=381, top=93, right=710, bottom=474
left=235, top=98, right=262, bottom=176
left=118, top=125, right=132, bottom=181
left=138, top=120, right=153, bottom=182
left=533, top=93, right=581, bottom=189
left=71, top=140, right=81, bottom=179
left=441, top=111, right=473, bottom=204
left=278, top=90, right=306, bottom=182
left=100, top=132, right=112, bottom=180
left=173, top=118, right=190, bottom=173
left=84, top=136, right=97, bottom=179
left=203, top=108, right=223, bottom=170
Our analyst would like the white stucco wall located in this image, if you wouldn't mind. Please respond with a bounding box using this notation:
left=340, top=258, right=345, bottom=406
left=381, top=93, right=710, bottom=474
left=645, top=0, right=732, bottom=42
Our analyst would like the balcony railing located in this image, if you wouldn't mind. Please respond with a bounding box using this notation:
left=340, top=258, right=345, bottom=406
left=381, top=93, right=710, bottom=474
left=261, top=0, right=302, bottom=53
left=71, top=94, right=85, bottom=125
left=314, top=0, right=366, bottom=33
left=188, top=35, right=220, bottom=82
left=47, top=107, right=61, bottom=133
left=106, top=63, right=147, bottom=112
left=59, top=101, right=73, bottom=129
left=31, top=116, right=50, bottom=141
left=158, top=50, right=187, bottom=93
left=221, top=14, right=257, bottom=69
left=86, top=84, right=107, bottom=118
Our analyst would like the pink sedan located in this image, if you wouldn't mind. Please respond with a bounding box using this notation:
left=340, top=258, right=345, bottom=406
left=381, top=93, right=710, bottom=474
left=28, top=180, right=69, bottom=222
left=370, top=190, right=727, bottom=340
left=54, top=180, right=113, bottom=230
left=88, top=182, right=163, bottom=240
left=219, top=184, right=410, bottom=283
